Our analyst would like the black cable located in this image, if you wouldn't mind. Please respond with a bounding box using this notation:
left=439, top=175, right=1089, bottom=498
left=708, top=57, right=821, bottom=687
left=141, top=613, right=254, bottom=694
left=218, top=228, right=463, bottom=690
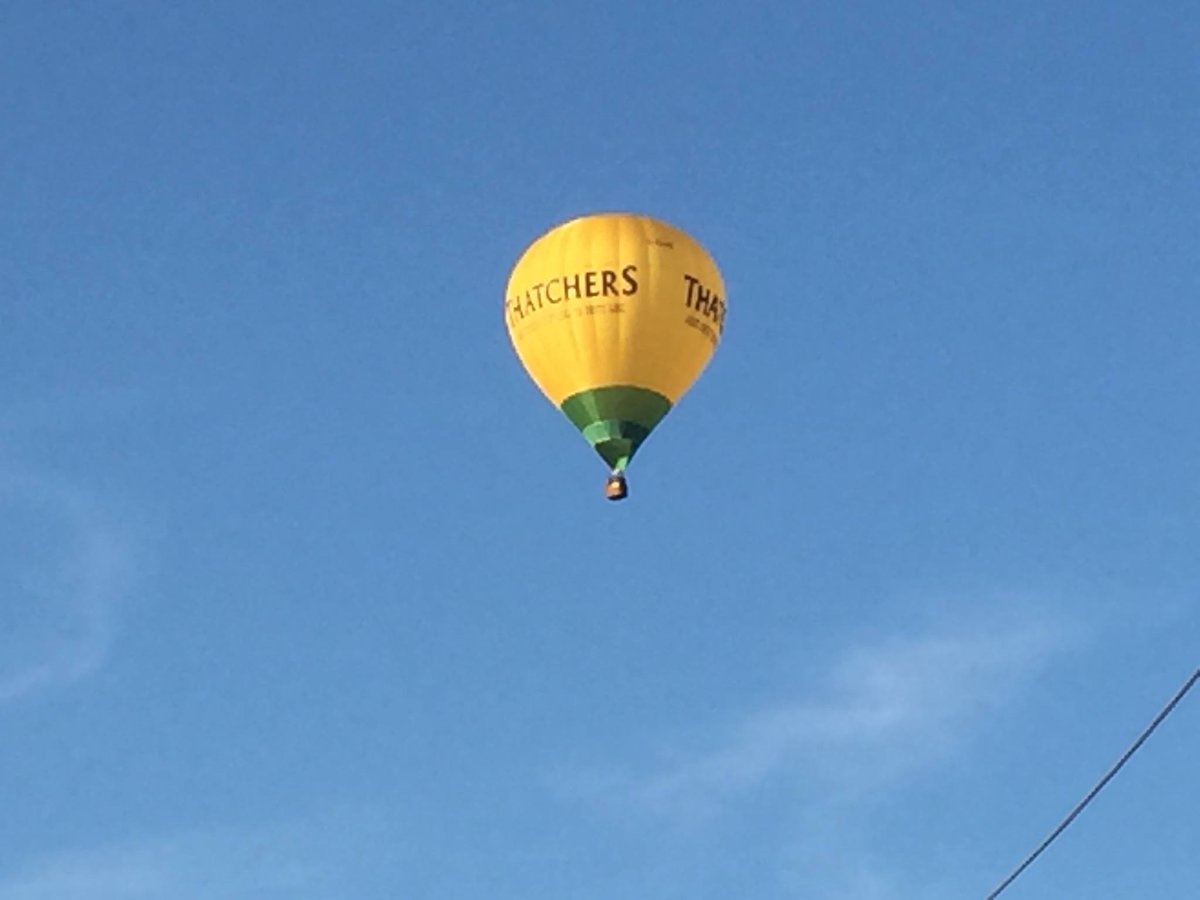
left=986, top=667, right=1200, bottom=899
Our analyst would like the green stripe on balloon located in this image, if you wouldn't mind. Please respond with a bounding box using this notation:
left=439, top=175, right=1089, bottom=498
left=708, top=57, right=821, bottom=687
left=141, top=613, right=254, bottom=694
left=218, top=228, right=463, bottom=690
left=560, top=385, right=672, bottom=471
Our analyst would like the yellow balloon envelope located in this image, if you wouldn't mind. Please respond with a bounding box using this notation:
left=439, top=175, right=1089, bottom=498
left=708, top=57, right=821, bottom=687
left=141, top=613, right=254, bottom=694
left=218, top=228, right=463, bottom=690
left=504, top=213, right=726, bottom=499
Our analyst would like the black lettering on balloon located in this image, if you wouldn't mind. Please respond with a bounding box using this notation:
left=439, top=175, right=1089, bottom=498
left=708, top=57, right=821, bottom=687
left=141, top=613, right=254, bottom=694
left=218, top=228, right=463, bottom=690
left=621, top=265, right=638, bottom=295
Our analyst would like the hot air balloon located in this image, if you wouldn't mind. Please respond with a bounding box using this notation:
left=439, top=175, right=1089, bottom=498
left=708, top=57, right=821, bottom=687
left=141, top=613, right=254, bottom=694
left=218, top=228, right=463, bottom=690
left=504, top=213, right=726, bottom=500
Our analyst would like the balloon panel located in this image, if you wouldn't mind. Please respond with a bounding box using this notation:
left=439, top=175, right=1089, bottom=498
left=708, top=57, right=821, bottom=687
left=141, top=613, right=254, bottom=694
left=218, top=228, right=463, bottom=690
left=504, top=213, right=726, bottom=407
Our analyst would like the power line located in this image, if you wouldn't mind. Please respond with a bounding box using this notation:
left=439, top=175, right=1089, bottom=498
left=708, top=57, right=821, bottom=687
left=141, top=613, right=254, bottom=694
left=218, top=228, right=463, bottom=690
left=986, top=666, right=1200, bottom=899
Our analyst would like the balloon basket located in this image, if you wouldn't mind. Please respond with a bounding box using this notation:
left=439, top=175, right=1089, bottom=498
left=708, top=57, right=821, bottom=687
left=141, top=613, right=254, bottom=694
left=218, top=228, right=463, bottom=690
left=604, top=473, right=628, bottom=501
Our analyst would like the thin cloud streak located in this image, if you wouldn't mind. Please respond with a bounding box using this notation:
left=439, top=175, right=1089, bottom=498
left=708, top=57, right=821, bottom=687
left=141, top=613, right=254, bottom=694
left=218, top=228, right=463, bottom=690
left=558, top=614, right=1074, bottom=818
left=0, top=814, right=356, bottom=900
left=0, top=468, right=135, bottom=704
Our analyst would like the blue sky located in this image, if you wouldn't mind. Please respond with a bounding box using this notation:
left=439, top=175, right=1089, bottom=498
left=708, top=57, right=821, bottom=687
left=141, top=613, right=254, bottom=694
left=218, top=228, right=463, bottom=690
left=1, top=2, right=1197, bottom=897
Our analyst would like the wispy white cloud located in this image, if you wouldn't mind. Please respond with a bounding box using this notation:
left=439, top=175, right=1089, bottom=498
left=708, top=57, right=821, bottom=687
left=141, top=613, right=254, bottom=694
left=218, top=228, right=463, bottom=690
left=0, top=467, right=135, bottom=703
left=550, top=607, right=1080, bottom=899
left=0, top=810, right=388, bottom=900
left=555, top=610, right=1076, bottom=820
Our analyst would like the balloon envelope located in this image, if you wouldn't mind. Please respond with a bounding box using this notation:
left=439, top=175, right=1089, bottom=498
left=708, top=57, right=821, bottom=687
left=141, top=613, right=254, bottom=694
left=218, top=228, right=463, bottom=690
left=505, top=213, right=726, bottom=483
